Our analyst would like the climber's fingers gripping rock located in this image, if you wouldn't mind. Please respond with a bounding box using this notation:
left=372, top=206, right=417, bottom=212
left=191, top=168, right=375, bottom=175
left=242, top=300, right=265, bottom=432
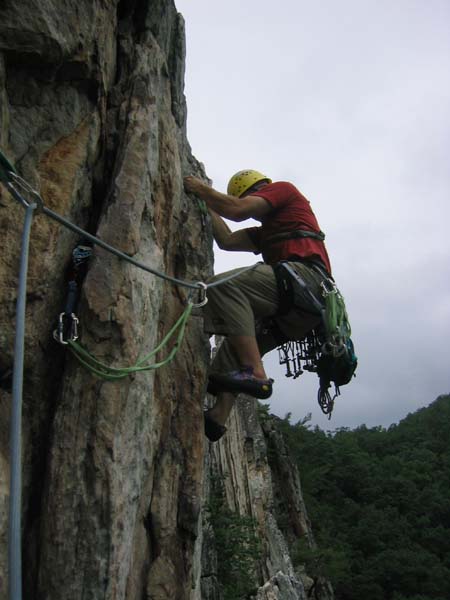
left=183, top=175, right=209, bottom=196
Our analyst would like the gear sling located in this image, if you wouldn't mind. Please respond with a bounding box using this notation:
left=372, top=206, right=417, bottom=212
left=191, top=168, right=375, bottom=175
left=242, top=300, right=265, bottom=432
left=270, top=229, right=357, bottom=417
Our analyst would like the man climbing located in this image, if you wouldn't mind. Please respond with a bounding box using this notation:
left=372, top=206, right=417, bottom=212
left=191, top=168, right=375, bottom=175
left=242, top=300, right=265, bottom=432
left=184, top=170, right=332, bottom=442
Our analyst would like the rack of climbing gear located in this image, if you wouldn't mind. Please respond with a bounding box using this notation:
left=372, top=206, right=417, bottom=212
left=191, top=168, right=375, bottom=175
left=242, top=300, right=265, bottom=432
left=277, top=330, right=321, bottom=379
left=277, top=267, right=357, bottom=418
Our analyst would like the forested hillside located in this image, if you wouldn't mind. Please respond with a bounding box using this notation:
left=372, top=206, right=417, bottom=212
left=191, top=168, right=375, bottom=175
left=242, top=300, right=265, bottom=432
left=277, top=395, right=450, bottom=600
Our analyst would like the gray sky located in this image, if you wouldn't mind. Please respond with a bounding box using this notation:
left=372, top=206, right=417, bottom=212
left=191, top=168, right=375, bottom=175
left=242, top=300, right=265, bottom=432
left=175, top=0, right=450, bottom=430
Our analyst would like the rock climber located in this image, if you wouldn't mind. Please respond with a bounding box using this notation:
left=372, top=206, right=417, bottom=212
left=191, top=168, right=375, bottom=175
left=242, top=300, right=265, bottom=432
left=184, top=170, right=332, bottom=442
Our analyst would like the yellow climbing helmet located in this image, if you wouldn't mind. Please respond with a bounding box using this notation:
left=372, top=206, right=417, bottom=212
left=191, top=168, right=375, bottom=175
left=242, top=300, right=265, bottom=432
left=227, top=169, right=272, bottom=198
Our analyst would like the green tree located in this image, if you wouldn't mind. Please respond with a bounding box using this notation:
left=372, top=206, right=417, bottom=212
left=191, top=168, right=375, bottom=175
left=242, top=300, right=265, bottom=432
left=277, top=395, right=450, bottom=600
left=207, top=475, right=261, bottom=600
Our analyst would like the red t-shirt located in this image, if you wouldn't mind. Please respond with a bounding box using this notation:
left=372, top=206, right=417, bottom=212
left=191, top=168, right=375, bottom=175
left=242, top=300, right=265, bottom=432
left=245, top=181, right=332, bottom=274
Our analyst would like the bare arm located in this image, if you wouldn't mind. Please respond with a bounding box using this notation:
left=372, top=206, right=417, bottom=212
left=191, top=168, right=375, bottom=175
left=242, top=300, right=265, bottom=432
left=209, top=210, right=259, bottom=252
left=184, top=176, right=271, bottom=222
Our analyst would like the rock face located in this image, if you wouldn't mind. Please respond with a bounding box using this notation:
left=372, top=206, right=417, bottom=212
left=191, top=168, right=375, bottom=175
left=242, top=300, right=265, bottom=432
left=196, top=398, right=334, bottom=600
left=0, top=2, right=333, bottom=599
left=1, top=2, right=212, bottom=598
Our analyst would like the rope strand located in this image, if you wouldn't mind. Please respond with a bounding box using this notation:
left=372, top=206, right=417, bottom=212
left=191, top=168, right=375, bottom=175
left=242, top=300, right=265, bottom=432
left=9, top=201, right=36, bottom=600
left=67, top=302, right=193, bottom=380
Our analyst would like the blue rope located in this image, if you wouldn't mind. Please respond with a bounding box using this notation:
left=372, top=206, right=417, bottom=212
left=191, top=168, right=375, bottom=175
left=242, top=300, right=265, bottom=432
left=9, top=200, right=36, bottom=600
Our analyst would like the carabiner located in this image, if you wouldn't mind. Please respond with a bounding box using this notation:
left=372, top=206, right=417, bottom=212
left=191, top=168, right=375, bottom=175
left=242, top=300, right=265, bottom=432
left=53, top=312, right=79, bottom=345
left=321, top=278, right=337, bottom=296
left=7, top=172, right=44, bottom=212
left=191, top=282, right=208, bottom=308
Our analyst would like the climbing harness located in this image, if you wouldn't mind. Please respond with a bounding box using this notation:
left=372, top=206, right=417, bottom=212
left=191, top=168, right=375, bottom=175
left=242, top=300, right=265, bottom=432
left=264, top=228, right=325, bottom=246
left=275, top=261, right=357, bottom=418
left=274, top=261, right=325, bottom=316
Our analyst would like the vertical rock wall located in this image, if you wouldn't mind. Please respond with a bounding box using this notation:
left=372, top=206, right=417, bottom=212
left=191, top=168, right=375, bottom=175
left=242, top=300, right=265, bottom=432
left=0, top=1, right=213, bottom=598
left=198, top=398, right=334, bottom=600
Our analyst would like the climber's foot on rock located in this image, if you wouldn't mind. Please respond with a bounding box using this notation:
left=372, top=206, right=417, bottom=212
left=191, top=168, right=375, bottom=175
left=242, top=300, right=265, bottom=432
left=208, top=367, right=273, bottom=400
left=204, top=412, right=227, bottom=442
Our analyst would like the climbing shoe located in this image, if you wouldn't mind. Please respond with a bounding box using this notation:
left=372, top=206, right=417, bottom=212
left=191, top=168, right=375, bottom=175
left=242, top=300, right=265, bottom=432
left=208, top=367, right=273, bottom=400
left=206, top=379, right=219, bottom=396
left=204, top=413, right=227, bottom=442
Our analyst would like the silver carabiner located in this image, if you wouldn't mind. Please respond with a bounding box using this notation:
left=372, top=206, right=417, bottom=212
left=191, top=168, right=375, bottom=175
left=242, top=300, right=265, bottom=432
left=321, top=278, right=337, bottom=296
left=191, top=282, right=208, bottom=308
left=53, top=312, right=79, bottom=345
left=7, top=172, right=44, bottom=212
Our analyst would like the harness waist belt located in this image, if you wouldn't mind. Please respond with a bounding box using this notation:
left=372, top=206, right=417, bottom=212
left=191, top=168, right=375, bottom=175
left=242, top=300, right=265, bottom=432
left=265, top=229, right=325, bottom=245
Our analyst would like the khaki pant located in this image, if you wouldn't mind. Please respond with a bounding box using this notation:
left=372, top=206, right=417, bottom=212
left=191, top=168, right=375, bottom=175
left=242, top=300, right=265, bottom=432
left=203, top=262, right=323, bottom=375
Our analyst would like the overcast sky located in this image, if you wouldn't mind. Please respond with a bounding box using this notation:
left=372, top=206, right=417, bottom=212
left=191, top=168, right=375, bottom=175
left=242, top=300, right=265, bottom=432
left=175, top=0, right=450, bottom=430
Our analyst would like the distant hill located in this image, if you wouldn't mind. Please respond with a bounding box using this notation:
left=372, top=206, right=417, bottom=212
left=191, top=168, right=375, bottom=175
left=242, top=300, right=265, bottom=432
left=278, top=395, right=450, bottom=600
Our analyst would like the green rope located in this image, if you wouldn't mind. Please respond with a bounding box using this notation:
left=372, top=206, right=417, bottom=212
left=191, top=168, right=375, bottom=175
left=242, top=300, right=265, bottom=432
left=67, top=302, right=193, bottom=380
left=198, top=198, right=208, bottom=216
left=322, top=286, right=351, bottom=344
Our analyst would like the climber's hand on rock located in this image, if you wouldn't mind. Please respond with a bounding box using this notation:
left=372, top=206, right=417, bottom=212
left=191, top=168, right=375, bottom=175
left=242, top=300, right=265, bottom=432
left=184, top=176, right=208, bottom=197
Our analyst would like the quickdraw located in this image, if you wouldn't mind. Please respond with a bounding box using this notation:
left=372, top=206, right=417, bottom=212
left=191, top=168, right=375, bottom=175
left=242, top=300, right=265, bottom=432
left=53, top=242, right=92, bottom=345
